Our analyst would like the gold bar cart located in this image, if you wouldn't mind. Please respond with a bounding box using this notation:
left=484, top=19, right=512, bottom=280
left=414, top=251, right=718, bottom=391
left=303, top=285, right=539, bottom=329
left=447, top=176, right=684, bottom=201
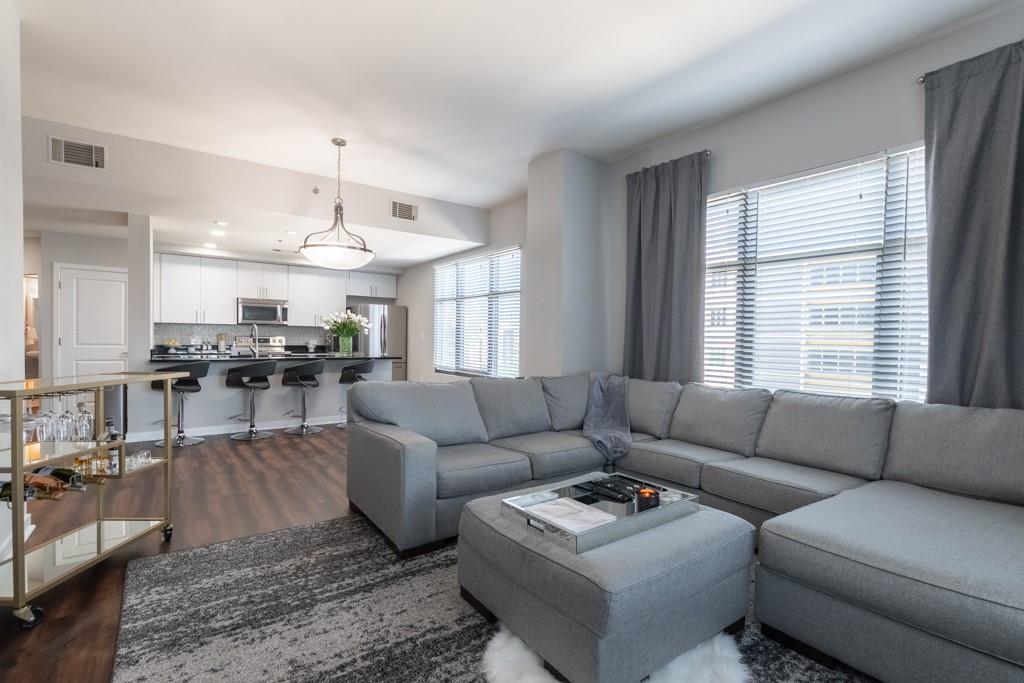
left=0, top=371, right=186, bottom=629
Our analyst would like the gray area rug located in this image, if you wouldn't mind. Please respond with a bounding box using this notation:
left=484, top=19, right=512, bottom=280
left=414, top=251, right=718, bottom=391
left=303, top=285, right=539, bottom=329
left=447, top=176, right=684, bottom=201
left=114, top=515, right=866, bottom=682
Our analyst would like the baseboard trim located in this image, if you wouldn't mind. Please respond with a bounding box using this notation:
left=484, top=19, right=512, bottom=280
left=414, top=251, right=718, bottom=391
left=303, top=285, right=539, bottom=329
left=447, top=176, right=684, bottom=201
left=127, top=416, right=344, bottom=443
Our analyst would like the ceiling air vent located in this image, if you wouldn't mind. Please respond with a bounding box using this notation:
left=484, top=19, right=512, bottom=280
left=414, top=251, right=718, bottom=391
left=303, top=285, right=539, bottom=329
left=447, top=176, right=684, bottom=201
left=391, top=200, right=418, bottom=221
left=49, top=136, right=106, bottom=169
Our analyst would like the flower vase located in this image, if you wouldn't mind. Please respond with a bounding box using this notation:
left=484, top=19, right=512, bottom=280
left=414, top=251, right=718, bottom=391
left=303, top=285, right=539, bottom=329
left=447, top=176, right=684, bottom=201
left=340, top=335, right=354, bottom=355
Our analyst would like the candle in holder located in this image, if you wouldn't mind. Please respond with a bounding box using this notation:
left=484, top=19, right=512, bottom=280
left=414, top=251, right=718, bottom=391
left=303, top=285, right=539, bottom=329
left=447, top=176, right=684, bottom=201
left=636, top=487, right=660, bottom=511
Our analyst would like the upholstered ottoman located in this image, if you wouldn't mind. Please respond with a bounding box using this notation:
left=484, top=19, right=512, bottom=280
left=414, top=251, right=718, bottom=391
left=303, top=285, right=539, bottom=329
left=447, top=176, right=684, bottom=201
left=458, top=479, right=755, bottom=683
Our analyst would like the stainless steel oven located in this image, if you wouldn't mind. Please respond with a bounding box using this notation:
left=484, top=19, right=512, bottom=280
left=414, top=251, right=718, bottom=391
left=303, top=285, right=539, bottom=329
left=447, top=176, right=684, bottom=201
left=237, top=298, right=289, bottom=325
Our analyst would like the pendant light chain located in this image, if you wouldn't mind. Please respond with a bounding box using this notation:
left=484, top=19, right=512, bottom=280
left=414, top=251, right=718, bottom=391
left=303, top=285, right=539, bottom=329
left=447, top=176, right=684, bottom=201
left=335, top=142, right=343, bottom=207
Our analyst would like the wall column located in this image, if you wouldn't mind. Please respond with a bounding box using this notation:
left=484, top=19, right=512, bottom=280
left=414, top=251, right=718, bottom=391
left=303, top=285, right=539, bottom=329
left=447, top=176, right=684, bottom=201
left=0, top=0, right=23, bottom=383
left=521, top=149, right=607, bottom=377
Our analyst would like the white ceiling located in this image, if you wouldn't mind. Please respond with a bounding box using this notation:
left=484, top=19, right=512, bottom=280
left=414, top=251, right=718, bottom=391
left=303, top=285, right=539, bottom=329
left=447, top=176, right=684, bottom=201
left=14, top=0, right=1011, bottom=208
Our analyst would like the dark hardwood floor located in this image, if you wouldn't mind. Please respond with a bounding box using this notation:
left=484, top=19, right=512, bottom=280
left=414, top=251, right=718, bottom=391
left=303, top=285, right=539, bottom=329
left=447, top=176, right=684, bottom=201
left=1, top=427, right=352, bottom=683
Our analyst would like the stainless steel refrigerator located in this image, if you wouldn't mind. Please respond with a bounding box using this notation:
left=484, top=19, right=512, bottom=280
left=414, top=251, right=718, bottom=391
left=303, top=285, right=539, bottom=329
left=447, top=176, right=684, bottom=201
left=349, top=303, right=407, bottom=380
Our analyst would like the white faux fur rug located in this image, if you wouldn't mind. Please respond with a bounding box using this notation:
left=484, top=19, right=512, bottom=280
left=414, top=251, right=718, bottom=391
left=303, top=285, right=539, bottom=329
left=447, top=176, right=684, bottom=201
left=482, top=625, right=750, bottom=683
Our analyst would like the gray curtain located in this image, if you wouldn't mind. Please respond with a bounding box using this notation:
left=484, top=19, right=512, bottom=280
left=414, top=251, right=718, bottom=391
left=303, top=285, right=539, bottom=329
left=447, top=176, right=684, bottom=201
left=623, top=151, right=708, bottom=382
left=925, top=40, right=1024, bottom=409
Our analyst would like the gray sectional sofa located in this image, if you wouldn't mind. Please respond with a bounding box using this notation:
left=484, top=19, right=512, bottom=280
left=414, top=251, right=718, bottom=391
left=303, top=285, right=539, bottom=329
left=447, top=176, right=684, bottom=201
left=345, top=374, right=1024, bottom=682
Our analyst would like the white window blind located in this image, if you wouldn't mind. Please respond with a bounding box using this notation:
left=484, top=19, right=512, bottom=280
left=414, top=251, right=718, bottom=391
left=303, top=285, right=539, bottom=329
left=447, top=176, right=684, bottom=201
left=434, top=247, right=521, bottom=378
left=704, top=147, right=928, bottom=400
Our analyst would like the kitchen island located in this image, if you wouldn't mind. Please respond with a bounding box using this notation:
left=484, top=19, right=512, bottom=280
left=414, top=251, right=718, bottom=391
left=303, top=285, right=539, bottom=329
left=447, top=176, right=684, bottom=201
left=124, top=352, right=400, bottom=441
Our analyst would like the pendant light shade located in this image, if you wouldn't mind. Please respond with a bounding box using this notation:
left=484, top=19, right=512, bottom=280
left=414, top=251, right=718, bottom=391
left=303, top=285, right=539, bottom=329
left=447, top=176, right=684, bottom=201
left=299, top=138, right=374, bottom=270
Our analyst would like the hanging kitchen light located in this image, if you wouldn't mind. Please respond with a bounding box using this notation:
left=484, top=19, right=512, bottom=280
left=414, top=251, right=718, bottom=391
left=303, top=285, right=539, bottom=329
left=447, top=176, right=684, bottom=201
left=299, top=137, right=374, bottom=270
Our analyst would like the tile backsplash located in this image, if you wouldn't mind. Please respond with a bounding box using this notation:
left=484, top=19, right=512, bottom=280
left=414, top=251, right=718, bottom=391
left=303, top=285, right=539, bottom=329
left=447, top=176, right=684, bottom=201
left=153, top=323, right=329, bottom=347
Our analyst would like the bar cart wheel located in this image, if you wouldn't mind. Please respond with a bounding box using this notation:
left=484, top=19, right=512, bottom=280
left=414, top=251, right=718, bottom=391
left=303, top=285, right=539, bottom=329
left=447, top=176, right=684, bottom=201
left=13, top=605, right=44, bottom=629
left=162, top=524, right=174, bottom=542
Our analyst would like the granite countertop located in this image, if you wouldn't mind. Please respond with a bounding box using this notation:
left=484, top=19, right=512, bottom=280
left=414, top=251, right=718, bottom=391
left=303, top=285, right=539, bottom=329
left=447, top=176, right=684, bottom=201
left=149, top=352, right=401, bottom=362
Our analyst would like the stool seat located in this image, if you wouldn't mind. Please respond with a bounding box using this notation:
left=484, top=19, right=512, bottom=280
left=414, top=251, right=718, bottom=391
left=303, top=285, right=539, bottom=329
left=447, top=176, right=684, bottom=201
left=150, top=362, right=210, bottom=447
left=283, top=360, right=326, bottom=436
left=283, top=360, right=325, bottom=389
left=227, top=360, right=277, bottom=441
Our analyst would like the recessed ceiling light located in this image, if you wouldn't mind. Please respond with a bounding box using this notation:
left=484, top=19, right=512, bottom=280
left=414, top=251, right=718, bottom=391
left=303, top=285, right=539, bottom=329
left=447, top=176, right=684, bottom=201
left=286, top=230, right=296, bottom=235
left=203, top=242, right=218, bottom=249
left=213, top=220, right=228, bottom=227
left=211, top=229, right=226, bottom=237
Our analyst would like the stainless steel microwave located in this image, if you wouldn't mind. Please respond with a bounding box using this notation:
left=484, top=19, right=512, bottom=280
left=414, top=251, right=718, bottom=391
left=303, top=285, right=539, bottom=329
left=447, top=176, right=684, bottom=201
left=237, top=298, right=289, bottom=325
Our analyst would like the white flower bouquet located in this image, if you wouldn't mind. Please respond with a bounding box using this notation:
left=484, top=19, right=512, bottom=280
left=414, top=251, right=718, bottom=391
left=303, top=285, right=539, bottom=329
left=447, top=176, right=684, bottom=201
left=322, top=311, right=371, bottom=338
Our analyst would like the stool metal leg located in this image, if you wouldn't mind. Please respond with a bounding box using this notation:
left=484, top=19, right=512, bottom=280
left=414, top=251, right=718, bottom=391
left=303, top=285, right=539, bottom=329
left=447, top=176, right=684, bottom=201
left=231, top=388, right=274, bottom=441
left=156, top=392, right=205, bottom=447
left=285, top=386, right=323, bottom=436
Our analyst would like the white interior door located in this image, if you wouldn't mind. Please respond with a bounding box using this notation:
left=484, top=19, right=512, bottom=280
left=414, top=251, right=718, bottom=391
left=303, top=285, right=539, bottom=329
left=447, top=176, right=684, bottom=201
left=55, top=265, right=129, bottom=378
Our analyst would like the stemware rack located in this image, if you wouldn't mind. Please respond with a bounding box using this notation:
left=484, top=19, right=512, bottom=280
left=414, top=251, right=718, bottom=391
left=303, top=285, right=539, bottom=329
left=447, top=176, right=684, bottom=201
left=0, top=371, right=185, bottom=629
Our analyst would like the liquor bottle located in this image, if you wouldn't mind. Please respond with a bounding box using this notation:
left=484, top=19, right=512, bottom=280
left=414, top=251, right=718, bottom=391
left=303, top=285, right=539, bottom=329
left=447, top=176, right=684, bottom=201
left=1, top=481, right=38, bottom=505
left=103, top=417, right=122, bottom=473
left=32, top=466, right=86, bottom=492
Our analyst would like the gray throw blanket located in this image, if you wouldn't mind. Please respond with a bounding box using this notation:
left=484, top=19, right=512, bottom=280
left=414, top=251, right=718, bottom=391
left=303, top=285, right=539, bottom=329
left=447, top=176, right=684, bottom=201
left=583, top=372, right=632, bottom=466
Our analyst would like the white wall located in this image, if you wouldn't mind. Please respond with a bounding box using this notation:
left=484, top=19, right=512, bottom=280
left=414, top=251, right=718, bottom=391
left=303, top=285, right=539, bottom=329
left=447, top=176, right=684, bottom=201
left=397, top=195, right=527, bottom=382
left=599, top=4, right=1024, bottom=372
left=0, top=0, right=24, bottom=383
left=23, top=237, right=40, bottom=274
left=37, top=232, right=130, bottom=378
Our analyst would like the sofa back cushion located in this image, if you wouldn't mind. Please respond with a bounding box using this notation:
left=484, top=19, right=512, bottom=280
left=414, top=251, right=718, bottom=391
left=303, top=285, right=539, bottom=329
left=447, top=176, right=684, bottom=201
left=540, top=374, right=590, bottom=431
left=883, top=402, right=1024, bottom=505
left=670, top=383, right=772, bottom=456
left=347, top=380, right=488, bottom=446
left=470, top=377, right=553, bottom=440
left=628, top=379, right=683, bottom=439
left=756, top=390, right=895, bottom=479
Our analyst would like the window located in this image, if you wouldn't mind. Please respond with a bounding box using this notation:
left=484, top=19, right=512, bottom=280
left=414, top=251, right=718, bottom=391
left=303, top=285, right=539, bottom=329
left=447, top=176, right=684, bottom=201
left=434, top=247, right=521, bottom=378
left=704, top=147, right=927, bottom=400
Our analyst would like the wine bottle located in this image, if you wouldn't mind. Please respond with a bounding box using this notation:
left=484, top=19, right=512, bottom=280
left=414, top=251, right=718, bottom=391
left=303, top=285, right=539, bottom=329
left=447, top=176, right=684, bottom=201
left=0, top=481, right=38, bottom=505
left=32, top=466, right=86, bottom=492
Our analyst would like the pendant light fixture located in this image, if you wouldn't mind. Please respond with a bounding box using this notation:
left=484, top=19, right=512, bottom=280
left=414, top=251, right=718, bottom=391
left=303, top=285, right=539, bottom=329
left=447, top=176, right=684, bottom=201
left=299, top=137, right=375, bottom=270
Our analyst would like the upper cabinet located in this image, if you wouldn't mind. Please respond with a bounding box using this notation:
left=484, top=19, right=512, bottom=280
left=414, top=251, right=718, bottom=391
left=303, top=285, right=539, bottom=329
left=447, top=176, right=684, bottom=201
left=348, top=272, right=397, bottom=299
left=157, top=255, right=237, bottom=324
left=287, top=266, right=348, bottom=327
left=237, top=261, right=288, bottom=300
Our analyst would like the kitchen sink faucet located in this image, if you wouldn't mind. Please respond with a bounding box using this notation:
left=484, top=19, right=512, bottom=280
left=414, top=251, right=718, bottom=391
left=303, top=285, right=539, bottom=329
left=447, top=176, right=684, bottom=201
left=249, top=324, right=259, bottom=357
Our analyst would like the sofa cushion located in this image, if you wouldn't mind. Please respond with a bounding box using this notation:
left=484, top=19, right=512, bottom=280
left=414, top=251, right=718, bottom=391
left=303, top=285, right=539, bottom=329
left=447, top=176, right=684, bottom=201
left=540, top=374, right=590, bottom=431
left=491, top=431, right=606, bottom=479
left=759, top=480, right=1024, bottom=666
left=564, top=429, right=656, bottom=443
left=470, top=377, right=553, bottom=441
left=883, top=402, right=1024, bottom=506
left=435, top=443, right=532, bottom=499
left=755, top=390, right=894, bottom=479
left=627, top=379, right=683, bottom=439
left=702, top=457, right=866, bottom=515
left=348, top=380, right=488, bottom=446
left=669, top=384, right=772, bottom=457
left=617, top=439, right=744, bottom=489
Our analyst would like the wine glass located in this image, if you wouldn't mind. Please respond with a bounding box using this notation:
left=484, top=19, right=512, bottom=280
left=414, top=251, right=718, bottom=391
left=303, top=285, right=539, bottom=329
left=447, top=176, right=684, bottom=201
left=75, top=396, right=94, bottom=441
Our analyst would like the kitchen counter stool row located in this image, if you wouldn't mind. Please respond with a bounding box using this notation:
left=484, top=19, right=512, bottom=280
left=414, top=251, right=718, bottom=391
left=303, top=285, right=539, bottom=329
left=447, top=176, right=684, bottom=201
left=150, top=359, right=376, bottom=443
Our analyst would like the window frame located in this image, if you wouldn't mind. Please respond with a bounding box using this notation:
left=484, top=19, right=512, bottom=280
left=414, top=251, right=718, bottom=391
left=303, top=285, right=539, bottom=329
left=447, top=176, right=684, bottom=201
left=703, top=144, right=928, bottom=400
left=433, top=246, right=521, bottom=378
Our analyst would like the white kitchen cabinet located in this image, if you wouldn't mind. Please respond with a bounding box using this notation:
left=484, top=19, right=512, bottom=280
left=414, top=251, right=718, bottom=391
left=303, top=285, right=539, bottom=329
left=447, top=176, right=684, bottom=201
left=263, top=264, right=288, bottom=300
left=286, top=266, right=321, bottom=327
left=159, top=254, right=202, bottom=323
left=286, top=266, right=348, bottom=327
left=152, top=254, right=162, bottom=323
left=348, top=272, right=396, bottom=299
left=199, top=258, right=237, bottom=324
left=158, top=255, right=237, bottom=324
left=236, top=261, right=288, bottom=300
left=319, top=270, right=349, bottom=316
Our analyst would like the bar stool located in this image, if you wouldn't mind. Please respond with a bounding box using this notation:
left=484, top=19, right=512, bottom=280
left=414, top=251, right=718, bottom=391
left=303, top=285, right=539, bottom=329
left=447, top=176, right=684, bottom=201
left=150, top=361, right=210, bottom=447
left=282, top=360, right=325, bottom=436
left=227, top=360, right=277, bottom=441
left=337, top=360, right=375, bottom=428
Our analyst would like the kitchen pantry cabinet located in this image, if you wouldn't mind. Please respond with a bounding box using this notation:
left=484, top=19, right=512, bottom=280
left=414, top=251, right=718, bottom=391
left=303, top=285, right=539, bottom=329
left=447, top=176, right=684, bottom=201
left=237, top=261, right=288, bottom=300
left=157, top=255, right=237, bottom=324
left=348, top=272, right=397, bottom=298
left=287, top=266, right=348, bottom=327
